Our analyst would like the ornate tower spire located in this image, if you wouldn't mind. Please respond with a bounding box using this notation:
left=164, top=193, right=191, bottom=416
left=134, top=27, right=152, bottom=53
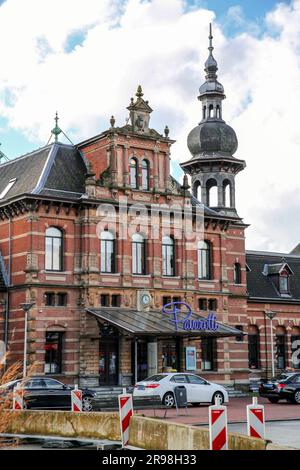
left=180, top=24, right=246, bottom=218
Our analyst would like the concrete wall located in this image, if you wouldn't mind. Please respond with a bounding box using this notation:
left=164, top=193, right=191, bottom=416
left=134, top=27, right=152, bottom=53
left=0, top=410, right=120, bottom=441
left=128, top=416, right=267, bottom=450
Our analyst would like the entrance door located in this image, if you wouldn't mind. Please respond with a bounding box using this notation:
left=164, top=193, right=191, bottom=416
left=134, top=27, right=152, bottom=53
left=99, top=325, right=119, bottom=386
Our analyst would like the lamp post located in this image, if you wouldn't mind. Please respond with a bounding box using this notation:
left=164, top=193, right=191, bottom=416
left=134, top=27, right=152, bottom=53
left=20, top=302, right=35, bottom=378
left=266, top=311, right=277, bottom=379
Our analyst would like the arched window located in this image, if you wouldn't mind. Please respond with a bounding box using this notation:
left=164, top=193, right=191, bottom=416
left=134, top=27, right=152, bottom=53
left=193, top=181, right=201, bottom=200
left=45, top=227, right=63, bottom=271
left=276, top=326, right=286, bottom=369
left=291, top=326, right=300, bottom=370
left=223, top=180, right=231, bottom=207
left=132, top=233, right=146, bottom=275
left=162, top=236, right=175, bottom=276
left=216, top=105, right=221, bottom=119
left=100, top=231, right=115, bottom=273
left=141, top=159, right=150, bottom=190
left=130, top=158, right=138, bottom=189
left=203, top=106, right=206, bottom=120
left=234, top=263, right=242, bottom=284
left=209, top=104, right=214, bottom=118
left=198, top=240, right=211, bottom=280
left=206, top=179, right=218, bottom=206
left=248, top=325, right=260, bottom=369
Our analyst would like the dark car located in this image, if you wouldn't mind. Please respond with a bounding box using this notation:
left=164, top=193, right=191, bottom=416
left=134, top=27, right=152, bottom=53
left=0, top=377, right=96, bottom=411
left=259, top=372, right=300, bottom=404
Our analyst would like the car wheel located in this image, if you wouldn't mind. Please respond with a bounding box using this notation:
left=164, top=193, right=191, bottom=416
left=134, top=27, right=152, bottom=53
left=212, top=391, right=224, bottom=405
left=191, top=402, right=201, bottom=407
left=268, top=398, right=279, bottom=404
left=82, top=396, right=93, bottom=412
left=162, top=392, right=175, bottom=407
left=294, top=390, right=300, bottom=404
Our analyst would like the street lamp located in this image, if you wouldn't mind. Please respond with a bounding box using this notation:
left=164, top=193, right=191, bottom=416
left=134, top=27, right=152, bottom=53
left=20, top=302, right=35, bottom=378
left=266, top=311, right=277, bottom=379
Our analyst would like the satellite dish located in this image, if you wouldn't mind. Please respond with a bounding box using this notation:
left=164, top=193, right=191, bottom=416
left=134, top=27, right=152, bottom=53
left=0, top=340, right=6, bottom=365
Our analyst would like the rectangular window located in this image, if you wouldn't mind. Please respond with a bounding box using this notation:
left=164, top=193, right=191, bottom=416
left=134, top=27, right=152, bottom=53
left=57, top=293, right=67, bottom=306
left=201, top=338, right=217, bottom=371
left=208, top=299, right=217, bottom=311
left=111, top=294, right=121, bottom=307
left=198, top=298, right=207, bottom=310
left=163, top=296, right=172, bottom=306
left=100, top=294, right=110, bottom=307
left=44, top=332, right=63, bottom=374
left=173, top=296, right=181, bottom=303
left=45, top=292, right=56, bottom=306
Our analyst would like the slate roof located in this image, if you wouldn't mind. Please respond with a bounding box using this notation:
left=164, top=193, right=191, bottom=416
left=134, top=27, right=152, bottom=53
left=0, top=143, right=87, bottom=204
left=246, top=250, right=300, bottom=301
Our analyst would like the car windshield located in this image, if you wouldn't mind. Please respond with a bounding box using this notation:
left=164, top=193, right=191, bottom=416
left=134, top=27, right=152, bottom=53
left=143, top=375, right=166, bottom=382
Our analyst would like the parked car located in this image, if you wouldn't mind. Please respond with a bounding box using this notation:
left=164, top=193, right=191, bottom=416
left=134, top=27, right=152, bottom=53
left=133, top=373, right=229, bottom=407
left=259, top=372, right=300, bottom=404
left=0, top=377, right=97, bottom=411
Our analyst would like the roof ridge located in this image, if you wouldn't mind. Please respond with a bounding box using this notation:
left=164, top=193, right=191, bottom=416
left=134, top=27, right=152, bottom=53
left=0, top=143, right=53, bottom=169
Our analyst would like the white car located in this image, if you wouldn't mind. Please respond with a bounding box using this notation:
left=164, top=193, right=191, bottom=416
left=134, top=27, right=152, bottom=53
left=133, top=373, right=228, bottom=407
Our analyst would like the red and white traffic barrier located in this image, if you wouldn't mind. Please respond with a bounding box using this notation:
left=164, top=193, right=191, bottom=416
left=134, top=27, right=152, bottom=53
left=209, top=396, right=228, bottom=450
left=247, top=397, right=265, bottom=439
left=13, top=383, right=24, bottom=410
left=118, top=391, right=133, bottom=447
left=71, top=384, right=82, bottom=412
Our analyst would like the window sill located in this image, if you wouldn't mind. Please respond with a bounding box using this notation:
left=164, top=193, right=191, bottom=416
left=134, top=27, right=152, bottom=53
left=100, top=272, right=120, bottom=276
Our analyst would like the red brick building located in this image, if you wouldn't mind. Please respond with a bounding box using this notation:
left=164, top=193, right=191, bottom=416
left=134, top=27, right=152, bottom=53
left=0, top=28, right=298, bottom=389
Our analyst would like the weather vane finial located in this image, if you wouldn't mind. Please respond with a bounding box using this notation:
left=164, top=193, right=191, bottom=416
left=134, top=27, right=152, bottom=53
left=209, top=22, right=214, bottom=55
left=51, top=111, right=62, bottom=143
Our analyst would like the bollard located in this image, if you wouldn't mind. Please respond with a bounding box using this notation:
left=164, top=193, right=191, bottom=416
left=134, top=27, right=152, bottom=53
left=13, top=383, right=24, bottom=410
left=118, top=393, right=133, bottom=447
left=71, top=384, right=83, bottom=412
left=208, top=395, right=228, bottom=450
left=247, top=396, right=265, bottom=439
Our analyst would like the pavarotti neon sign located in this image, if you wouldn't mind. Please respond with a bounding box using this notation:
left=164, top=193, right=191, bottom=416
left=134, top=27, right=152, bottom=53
left=162, top=302, right=219, bottom=332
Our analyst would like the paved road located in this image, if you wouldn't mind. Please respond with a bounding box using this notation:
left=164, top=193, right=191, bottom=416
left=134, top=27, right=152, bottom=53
left=228, top=420, right=300, bottom=449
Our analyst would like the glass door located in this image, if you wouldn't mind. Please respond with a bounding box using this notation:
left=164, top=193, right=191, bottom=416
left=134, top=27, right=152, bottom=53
left=99, top=325, right=119, bottom=385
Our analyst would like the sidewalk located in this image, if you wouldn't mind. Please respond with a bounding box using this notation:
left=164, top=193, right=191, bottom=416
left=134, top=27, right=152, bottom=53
left=134, top=397, right=300, bottom=426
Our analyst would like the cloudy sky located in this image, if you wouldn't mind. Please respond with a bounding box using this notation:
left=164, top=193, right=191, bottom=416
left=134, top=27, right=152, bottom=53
left=0, top=0, right=299, bottom=253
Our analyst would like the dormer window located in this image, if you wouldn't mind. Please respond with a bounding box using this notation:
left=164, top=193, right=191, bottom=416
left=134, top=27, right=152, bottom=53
left=263, top=261, right=293, bottom=297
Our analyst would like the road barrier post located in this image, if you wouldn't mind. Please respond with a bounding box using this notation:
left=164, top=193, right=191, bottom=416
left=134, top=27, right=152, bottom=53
left=247, top=396, right=265, bottom=439
left=209, top=396, right=228, bottom=450
left=71, top=384, right=82, bottom=412
left=118, top=393, right=133, bottom=447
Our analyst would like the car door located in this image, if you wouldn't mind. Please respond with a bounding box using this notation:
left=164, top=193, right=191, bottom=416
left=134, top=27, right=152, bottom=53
left=186, top=374, right=211, bottom=403
left=44, top=378, right=70, bottom=409
left=25, top=378, right=47, bottom=408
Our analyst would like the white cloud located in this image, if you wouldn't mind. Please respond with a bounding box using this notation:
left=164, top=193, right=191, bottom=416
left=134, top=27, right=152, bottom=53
left=0, top=0, right=300, bottom=253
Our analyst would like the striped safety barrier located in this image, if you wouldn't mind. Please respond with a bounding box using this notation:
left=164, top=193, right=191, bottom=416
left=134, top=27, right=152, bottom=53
left=247, top=397, right=265, bottom=439
left=209, top=396, right=228, bottom=450
left=71, top=384, right=82, bottom=412
left=13, top=384, right=24, bottom=410
left=118, top=392, right=133, bottom=447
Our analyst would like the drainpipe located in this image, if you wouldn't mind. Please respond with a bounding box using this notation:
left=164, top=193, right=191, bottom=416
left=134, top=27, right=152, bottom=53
left=4, top=216, right=12, bottom=350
